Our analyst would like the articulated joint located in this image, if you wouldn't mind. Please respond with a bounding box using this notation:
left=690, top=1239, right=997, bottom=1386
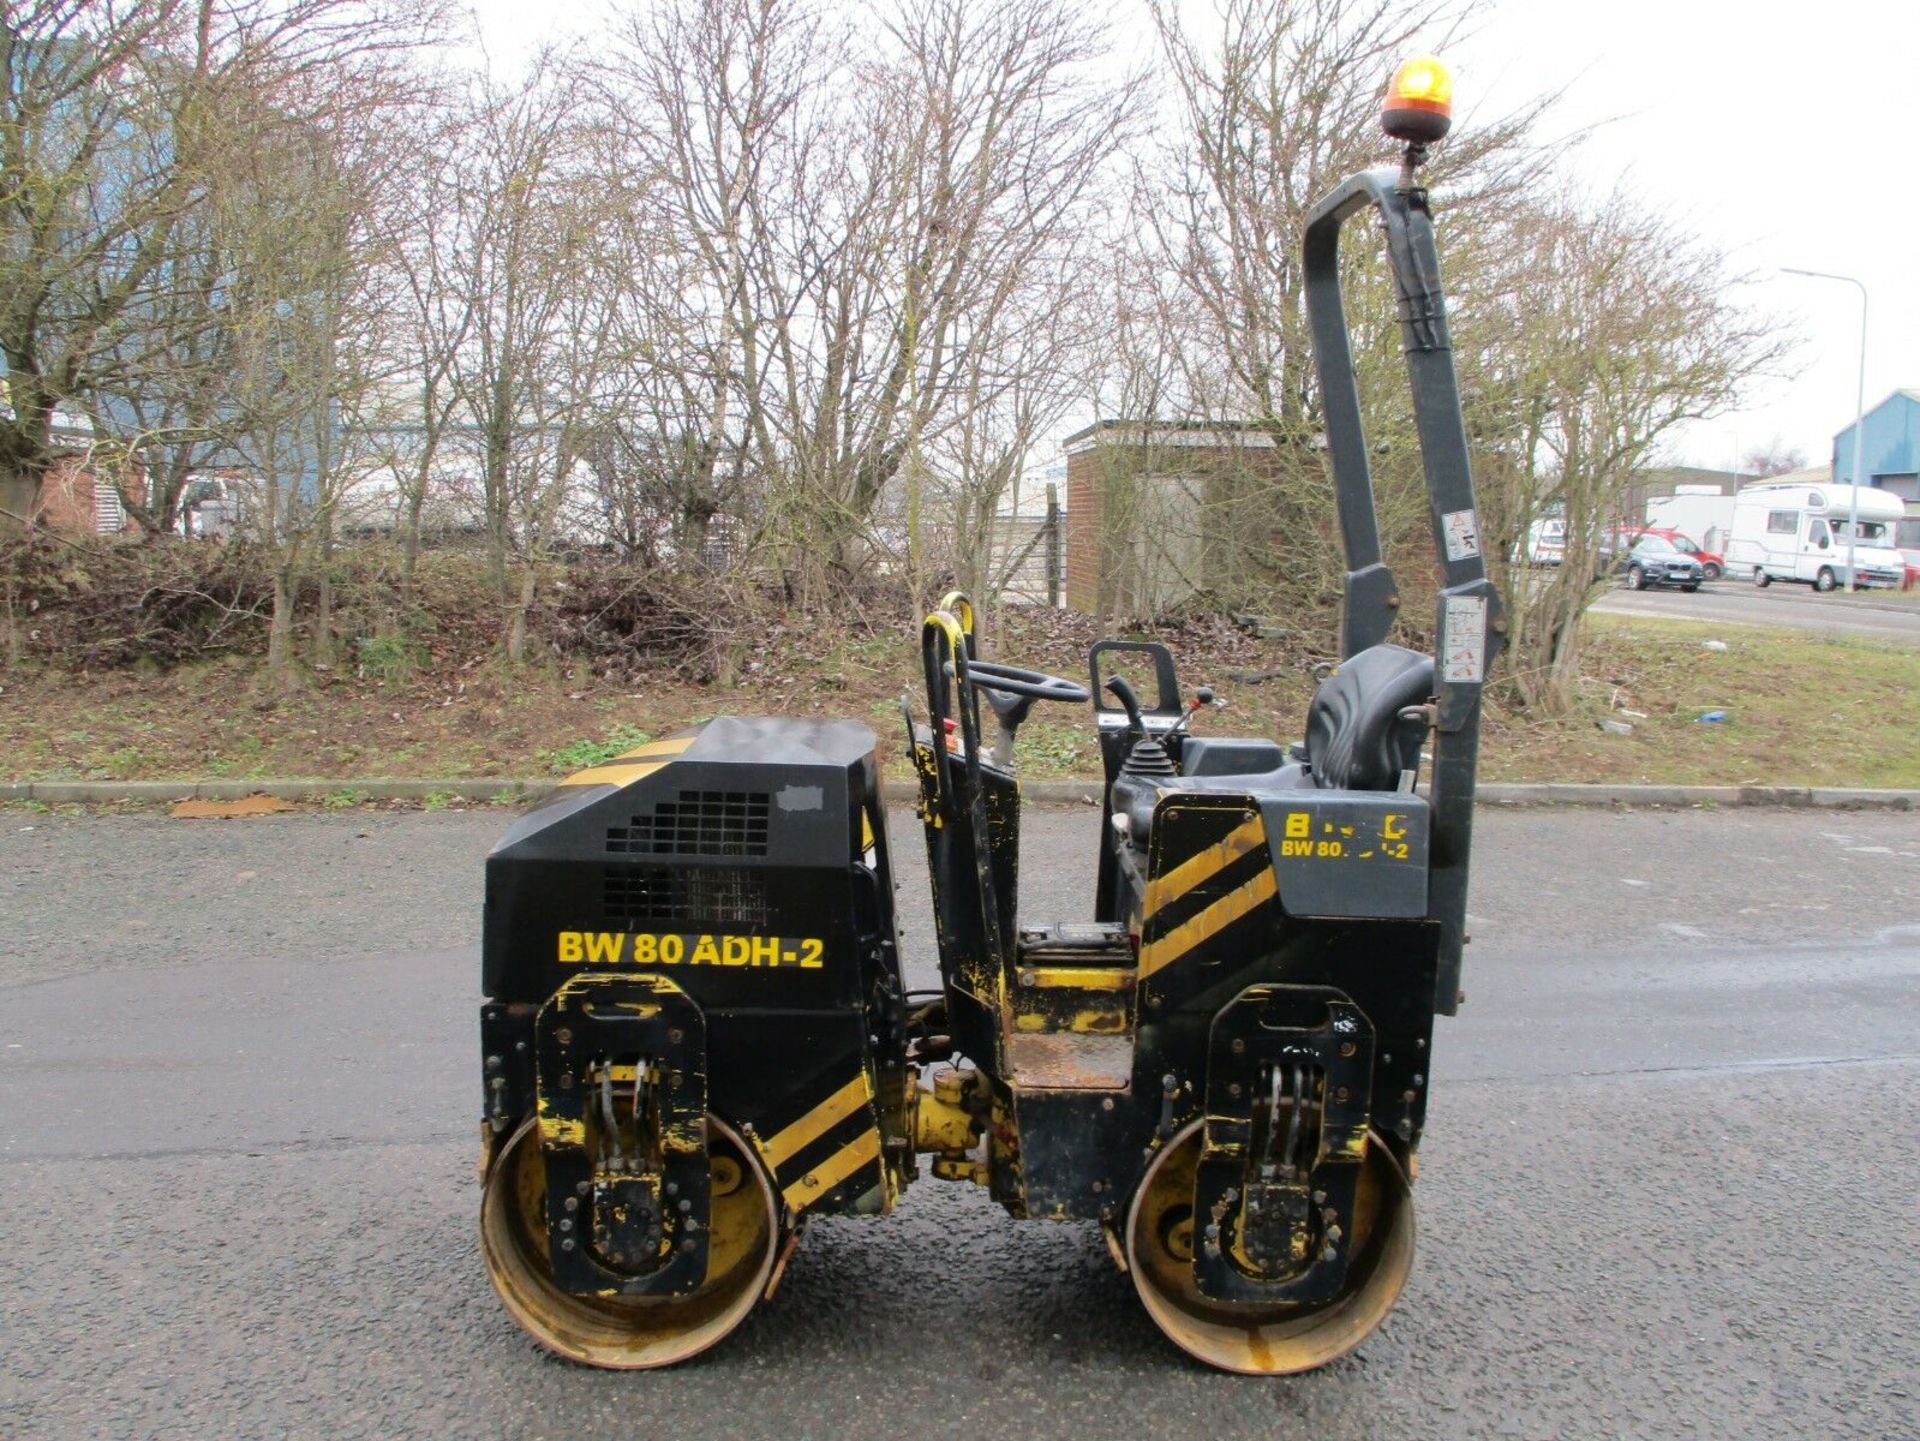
left=913, top=1066, right=988, bottom=1185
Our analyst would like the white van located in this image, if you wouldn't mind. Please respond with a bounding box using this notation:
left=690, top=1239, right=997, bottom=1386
left=1723, top=483, right=1908, bottom=591
left=1525, top=515, right=1565, bottom=564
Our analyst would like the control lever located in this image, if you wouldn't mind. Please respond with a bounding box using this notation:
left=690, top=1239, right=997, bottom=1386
left=1105, top=676, right=1176, bottom=779
left=1167, top=685, right=1220, bottom=741
left=1103, top=675, right=1147, bottom=742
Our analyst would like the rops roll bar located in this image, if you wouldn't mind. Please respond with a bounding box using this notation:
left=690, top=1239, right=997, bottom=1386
left=1303, top=167, right=1504, bottom=1016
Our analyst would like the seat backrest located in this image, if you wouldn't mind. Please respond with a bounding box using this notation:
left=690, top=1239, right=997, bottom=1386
left=1306, top=644, right=1435, bottom=791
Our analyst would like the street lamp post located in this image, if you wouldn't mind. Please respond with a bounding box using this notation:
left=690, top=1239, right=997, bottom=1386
left=1782, top=267, right=1869, bottom=590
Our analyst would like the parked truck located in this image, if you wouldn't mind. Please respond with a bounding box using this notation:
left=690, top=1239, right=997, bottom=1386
left=1644, top=490, right=1736, bottom=556
left=1723, top=482, right=1908, bottom=590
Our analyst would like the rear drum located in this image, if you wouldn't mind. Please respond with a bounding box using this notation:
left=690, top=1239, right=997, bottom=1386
left=480, top=1112, right=778, bottom=1369
left=1124, top=1119, right=1414, bottom=1375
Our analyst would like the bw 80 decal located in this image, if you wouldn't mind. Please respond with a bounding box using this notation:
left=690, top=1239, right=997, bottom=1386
left=557, top=931, right=826, bottom=969
left=1277, top=811, right=1413, bottom=862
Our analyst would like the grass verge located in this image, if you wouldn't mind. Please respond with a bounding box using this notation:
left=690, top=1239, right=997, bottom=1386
left=4, top=612, right=1916, bottom=789
left=1482, top=614, right=1920, bottom=788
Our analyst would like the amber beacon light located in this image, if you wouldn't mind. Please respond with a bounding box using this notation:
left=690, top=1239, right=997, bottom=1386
left=1382, top=55, right=1454, bottom=145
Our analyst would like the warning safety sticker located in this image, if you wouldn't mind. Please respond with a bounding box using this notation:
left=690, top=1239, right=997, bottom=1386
left=1442, top=593, right=1487, bottom=683
left=1441, top=508, right=1481, bottom=561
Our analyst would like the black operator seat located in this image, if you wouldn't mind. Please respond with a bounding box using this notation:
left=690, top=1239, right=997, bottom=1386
left=1114, top=644, right=1436, bottom=843
left=1302, top=643, right=1436, bottom=791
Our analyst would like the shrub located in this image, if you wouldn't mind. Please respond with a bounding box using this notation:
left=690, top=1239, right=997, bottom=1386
left=355, top=632, right=428, bottom=681
left=547, top=723, right=654, bottom=774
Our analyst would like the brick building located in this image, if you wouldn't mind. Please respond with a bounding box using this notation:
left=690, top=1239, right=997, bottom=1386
left=1, top=410, right=144, bottom=537
left=1063, top=421, right=1285, bottom=617
left=33, top=453, right=144, bottom=535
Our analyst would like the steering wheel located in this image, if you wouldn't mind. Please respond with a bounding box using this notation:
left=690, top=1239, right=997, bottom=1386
left=965, top=660, right=1090, bottom=706
left=961, top=661, right=1089, bottom=765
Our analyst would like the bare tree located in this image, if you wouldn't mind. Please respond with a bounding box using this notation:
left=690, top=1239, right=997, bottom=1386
left=929, top=236, right=1104, bottom=611
left=602, top=0, right=1138, bottom=600
left=1146, top=0, right=1547, bottom=423
left=442, top=61, right=640, bottom=660
left=85, top=204, right=241, bottom=535
left=372, top=101, right=477, bottom=605
left=1460, top=188, right=1786, bottom=711
left=565, top=127, right=739, bottom=568
left=1126, top=0, right=1554, bottom=607
left=0, top=0, right=436, bottom=531
left=1738, top=440, right=1807, bottom=478
left=211, top=72, right=415, bottom=676
left=1085, top=0, right=1789, bottom=711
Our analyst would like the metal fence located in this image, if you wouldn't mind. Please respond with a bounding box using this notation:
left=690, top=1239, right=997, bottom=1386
left=984, top=485, right=1063, bottom=606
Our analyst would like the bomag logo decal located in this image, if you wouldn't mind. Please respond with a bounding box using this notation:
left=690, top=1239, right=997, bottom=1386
left=556, top=931, right=825, bottom=969
left=1278, top=810, right=1412, bottom=861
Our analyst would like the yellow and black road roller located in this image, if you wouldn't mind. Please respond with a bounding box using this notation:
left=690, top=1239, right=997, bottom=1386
left=476, top=61, right=1503, bottom=1374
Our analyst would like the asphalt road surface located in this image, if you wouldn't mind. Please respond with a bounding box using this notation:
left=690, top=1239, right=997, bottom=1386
left=3, top=806, right=1918, bottom=1440
left=1593, top=579, right=1920, bottom=645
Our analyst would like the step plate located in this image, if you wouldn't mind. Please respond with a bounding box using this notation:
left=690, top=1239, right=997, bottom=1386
left=1007, top=1031, right=1133, bottom=1090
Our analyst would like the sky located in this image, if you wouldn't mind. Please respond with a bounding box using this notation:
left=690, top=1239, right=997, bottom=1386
left=463, top=0, right=1917, bottom=475
left=1462, top=0, right=1917, bottom=475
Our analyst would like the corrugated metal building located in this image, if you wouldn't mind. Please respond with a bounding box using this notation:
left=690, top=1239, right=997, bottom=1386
left=1832, top=389, right=1920, bottom=500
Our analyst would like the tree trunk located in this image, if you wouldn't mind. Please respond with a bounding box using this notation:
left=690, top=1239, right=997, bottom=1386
left=312, top=529, right=336, bottom=667
left=400, top=478, right=428, bottom=607
left=268, top=567, right=297, bottom=678
left=506, top=563, right=537, bottom=664
left=678, top=506, right=713, bottom=569
left=486, top=502, right=510, bottom=600
left=3, top=581, right=21, bottom=667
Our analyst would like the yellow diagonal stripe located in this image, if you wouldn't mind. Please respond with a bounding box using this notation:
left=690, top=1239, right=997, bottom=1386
left=1029, top=966, right=1135, bottom=990
left=614, top=736, right=697, bottom=759
left=558, top=759, right=667, bottom=789
left=782, top=1127, right=882, bottom=1212
left=1143, top=814, right=1267, bottom=915
left=1139, top=868, right=1278, bottom=979
left=759, top=1071, right=874, bottom=1170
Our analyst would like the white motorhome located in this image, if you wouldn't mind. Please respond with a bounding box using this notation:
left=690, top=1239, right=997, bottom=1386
left=1724, top=483, right=1908, bottom=591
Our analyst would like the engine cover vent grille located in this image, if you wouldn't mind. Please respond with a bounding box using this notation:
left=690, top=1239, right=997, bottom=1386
left=603, top=867, right=770, bottom=928
left=608, top=790, right=770, bottom=857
